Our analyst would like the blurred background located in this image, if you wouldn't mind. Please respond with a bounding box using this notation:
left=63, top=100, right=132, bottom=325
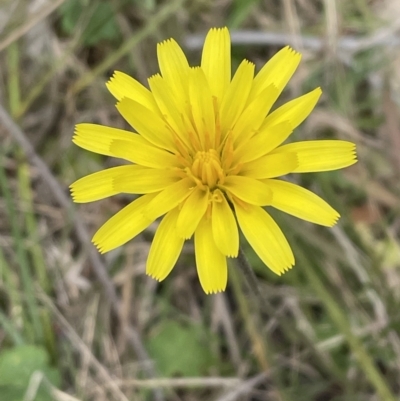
left=1, top=0, right=400, bottom=400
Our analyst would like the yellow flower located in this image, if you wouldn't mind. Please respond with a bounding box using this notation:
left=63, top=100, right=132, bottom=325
left=70, top=27, right=357, bottom=294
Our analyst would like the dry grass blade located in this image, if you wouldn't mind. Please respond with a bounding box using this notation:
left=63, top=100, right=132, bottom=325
left=0, top=0, right=68, bottom=53
left=37, top=290, right=129, bottom=401
left=0, top=104, right=164, bottom=401
left=215, top=373, right=267, bottom=401
left=1, top=1, right=400, bottom=400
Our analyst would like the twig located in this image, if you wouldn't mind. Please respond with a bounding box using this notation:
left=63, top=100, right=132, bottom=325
left=236, top=248, right=267, bottom=307
left=0, top=104, right=164, bottom=401
left=185, top=29, right=400, bottom=53
left=112, top=377, right=241, bottom=389
left=234, top=249, right=285, bottom=401
left=215, top=372, right=268, bottom=401
left=236, top=248, right=293, bottom=321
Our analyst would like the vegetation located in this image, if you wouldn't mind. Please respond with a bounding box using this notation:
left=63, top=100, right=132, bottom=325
left=1, top=0, right=399, bottom=400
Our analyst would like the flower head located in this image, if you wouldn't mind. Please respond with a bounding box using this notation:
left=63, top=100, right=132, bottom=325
left=71, top=27, right=357, bottom=294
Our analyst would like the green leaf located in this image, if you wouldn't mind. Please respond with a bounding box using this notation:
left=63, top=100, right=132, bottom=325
left=147, top=321, right=215, bottom=377
left=0, top=385, right=26, bottom=401
left=0, top=345, right=60, bottom=401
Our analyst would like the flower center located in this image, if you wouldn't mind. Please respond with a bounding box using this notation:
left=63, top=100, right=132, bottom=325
left=190, top=149, right=225, bottom=188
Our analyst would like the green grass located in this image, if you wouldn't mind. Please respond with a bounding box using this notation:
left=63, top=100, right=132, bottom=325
left=1, top=0, right=400, bottom=400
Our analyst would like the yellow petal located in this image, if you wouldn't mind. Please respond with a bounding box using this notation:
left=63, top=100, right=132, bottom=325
left=176, top=187, right=209, bottom=239
left=73, top=124, right=134, bottom=156
left=271, top=140, right=357, bottom=172
left=146, top=207, right=184, bottom=281
left=189, top=68, right=215, bottom=148
left=148, top=74, right=192, bottom=148
left=157, top=39, right=190, bottom=110
left=211, top=190, right=239, bottom=257
left=92, top=193, right=156, bottom=253
left=233, top=121, right=293, bottom=164
left=264, top=179, right=340, bottom=226
left=234, top=203, right=294, bottom=275
left=106, top=71, right=158, bottom=112
left=110, top=138, right=178, bottom=168
left=70, top=166, right=131, bottom=203
left=113, top=165, right=180, bottom=194
left=232, top=84, right=280, bottom=143
left=240, top=152, right=298, bottom=179
left=201, top=27, right=231, bottom=102
left=144, top=177, right=193, bottom=221
left=248, top=46, right=301, bottom=103
left=194, top=217, right=227, bottom=294
left=262, top=87, right=322, bottom=130
left=116, top=98, right=176, bottom=152
left=158, top=38, right=190, bottom=77
left=220, top=60, right=254, bottom=133
left=222, top=176, right=272, bottom=206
